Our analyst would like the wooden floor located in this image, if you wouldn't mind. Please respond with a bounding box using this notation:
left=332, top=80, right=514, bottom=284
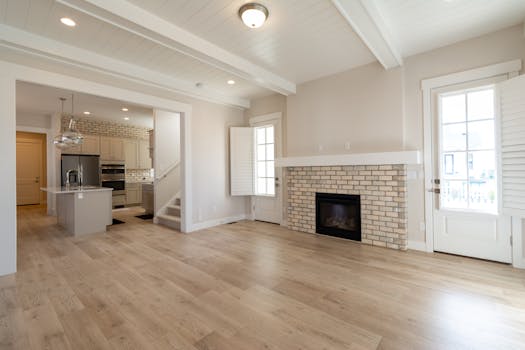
left=1, top=206, right=525, bottom=349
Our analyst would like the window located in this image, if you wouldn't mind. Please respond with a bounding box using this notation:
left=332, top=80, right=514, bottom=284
left=439, top=87, right=497, bottom=212
left=255, top=125, right=275, bottom=196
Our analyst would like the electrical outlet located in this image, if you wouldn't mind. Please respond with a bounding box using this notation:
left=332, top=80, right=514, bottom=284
left=344, top=141, right=351, bottom=150
left=419, top=222, right=426, bottom=231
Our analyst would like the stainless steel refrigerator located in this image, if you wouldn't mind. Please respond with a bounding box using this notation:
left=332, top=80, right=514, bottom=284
left=61, top=154, right=100, bottom=186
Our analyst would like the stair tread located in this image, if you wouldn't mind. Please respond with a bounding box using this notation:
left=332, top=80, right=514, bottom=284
left=158, top=214, right=181, bottom=222
left=167, top=204, right=181, bottom=209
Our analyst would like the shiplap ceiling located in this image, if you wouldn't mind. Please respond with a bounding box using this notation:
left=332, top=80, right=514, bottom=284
left=17, top=81, right=154, bottom=128
left=375, top=0, right=525, bottom=57
left=1, top=0, right=524, bottom=108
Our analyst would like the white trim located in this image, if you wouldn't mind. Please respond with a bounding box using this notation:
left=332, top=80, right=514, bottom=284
left=331, top=0, right=403, bottom=69
left=1, top=59, right=193, bottom=264
left=408, top=240, right=427, bottom=252
left=15, top=125, right=56, bottom=216
left=154, top=191, right=180, bottom=220
left=511, top=216, right=525, bottom=269
left=191, top=214, right=249, bottom=231
left=0, top=24, right=249, bottom=108
left=57, top=0, right=296, bottom=96
left=276, top=151, right=421, bottom=167
left=421, top=60, right=522, bottom=90
left=421, top=59, right=522, bottom=254
left=249, top=112, right=282, bottom=125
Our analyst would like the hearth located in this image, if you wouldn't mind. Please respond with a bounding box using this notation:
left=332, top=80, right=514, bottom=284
left=316, top=192, right=361, bottom=241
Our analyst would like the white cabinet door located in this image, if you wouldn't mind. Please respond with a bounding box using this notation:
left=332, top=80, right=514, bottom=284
left=138, top=139, right=151, bottom=169
left=111, top=138, right=124, bottom=161
left=81, top=135, right=100, bottom=155
left=100, top=137, right=112, bottom=160
left=124, top=139, right=138, bottom=169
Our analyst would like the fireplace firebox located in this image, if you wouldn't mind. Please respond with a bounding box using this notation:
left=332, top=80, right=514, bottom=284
left=315, top=192, right=361, bottom=241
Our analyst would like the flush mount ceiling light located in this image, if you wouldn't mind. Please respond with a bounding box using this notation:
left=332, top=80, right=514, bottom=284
left=123, top=117, right=130, bottom=121
left=227, top=80, right=236, bottom=85
left=83, top=111, right=90, bottom=115
left=121, top=107, right=129, bottom=111
left=239, top=3, right=268, bottom=28
left=60, top=17, right=76, bottom=27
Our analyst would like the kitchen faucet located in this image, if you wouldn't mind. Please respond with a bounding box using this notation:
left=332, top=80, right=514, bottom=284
left=65, top=168, right=81, bottom=187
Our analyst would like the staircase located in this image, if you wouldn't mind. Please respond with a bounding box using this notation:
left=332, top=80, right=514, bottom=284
left=157, top=197, right=181, bottom=231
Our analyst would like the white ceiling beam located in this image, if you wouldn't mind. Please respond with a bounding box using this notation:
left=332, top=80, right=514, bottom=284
left=57, top=0, right=296, bottom=96
left=331, top=0, right=403, bottom=69
left=0, top=24, right=250, bottom=108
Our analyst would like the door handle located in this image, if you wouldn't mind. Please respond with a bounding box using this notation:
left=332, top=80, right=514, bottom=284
left=427, top=188, right=440, bottom=193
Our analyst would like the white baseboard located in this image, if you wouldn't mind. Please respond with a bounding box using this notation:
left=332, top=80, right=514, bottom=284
left=408, top=240, right=427, bottom=252
left=189, top=214, right=249, bottom=232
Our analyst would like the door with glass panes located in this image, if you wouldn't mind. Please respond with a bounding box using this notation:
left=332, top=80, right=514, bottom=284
left=250, top=117, right=282, bottom=224
left=432, top=79, right=511, bottom=263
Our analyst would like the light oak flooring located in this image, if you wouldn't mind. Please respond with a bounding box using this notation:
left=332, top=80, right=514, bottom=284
left=1, top=205, right=525, bottom=349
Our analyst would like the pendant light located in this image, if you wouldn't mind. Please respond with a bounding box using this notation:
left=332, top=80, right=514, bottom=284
left=53, top=95, right=83, bottom=149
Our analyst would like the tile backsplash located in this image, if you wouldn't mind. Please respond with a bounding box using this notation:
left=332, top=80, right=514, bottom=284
left=62, top=116, right=150, bottom=139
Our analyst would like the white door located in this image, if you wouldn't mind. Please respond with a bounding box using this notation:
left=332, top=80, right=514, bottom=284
left=432, top=80, right=511, bottom=263
left=250, top=116, right=282, bottom=224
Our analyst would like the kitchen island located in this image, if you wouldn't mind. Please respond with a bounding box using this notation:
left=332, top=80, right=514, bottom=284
left=41, top=186, right=113, bottom=236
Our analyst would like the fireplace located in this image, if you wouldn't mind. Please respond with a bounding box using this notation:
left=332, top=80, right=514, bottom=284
left=316, top=192, right=361, bottom=241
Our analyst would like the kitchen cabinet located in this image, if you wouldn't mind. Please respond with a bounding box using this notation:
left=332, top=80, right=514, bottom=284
left=63, top=135, right=100, bottom=155
left=126, top=182, right=141, bottom=205
left=138, top=139, right=152, bottom=169
left=124, top=140, right=139, bottom=169
left=100, top=137, right=124, bottom=161
left=81, top=135, right=100, bottom=155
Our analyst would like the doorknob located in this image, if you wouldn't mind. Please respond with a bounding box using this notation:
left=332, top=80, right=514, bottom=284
left=427, top=188, right=440, bottom=193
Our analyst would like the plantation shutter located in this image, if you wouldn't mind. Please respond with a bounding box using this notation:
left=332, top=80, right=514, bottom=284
left=500, top=74, right=525, bottom=213
left=230, top=127, right=254, bottom=196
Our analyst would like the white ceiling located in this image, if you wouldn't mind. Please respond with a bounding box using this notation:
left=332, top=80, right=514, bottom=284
left=16, top=81, right=154, bottom=128
left=125, top=0, right=377, bottom=83
left=1, top=0, right=524, bottom=108
left=375, top=0, right=525, bottom=57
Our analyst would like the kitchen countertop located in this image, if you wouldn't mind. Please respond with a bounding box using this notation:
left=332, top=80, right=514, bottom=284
left=41, top=186, right=113, bottom=194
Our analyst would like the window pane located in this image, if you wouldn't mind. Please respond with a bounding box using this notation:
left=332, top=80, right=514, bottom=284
left=441, top=180, right=468, bottom=209
left=256, top=127, right=266, bottom=144
left=442, top=123, right=466, bottom=151
left=257, top=178, right=266, bottom=194
left=469, top=151, right=496, bottom=182
left=266, top=126, right=274, bottom=143
left=257, top=145, right=266, bottom=161
left=442, top=152, right=467, bottom=180
left=468, top=120, right=494, bottom=150
left=266, top=161, right=275, bottom=178
left=267, top=178, right=275, bottom=195
left=467, top=89, right=494, bottom=121
left=266, top=144, right=274, bottom=161
left=441, top=94, right=466, bottom=123
left=257, top=161, right=266, bottom=178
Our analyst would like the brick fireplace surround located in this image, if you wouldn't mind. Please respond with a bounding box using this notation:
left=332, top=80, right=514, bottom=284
left=286, top=164, right=408, bottom=250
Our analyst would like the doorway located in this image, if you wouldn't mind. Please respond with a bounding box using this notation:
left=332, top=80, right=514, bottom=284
left=16, top=132, right=47, bottom=206
left=250, top=114, right=282, bottom=224
left=429, top=77, right=511, bottom=263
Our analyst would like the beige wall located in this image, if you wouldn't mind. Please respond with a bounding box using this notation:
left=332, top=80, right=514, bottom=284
left=247, top=25, right=525, bottom=244
left=191, top=100, right=249, bottom=224
left=287, top=63, right=404, bottom=156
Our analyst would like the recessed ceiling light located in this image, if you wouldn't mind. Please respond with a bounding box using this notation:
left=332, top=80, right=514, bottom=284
left=60, top=17, right=76, bottom=27
left=121, top=107, right=129, bottom=111
left=123, top=117, right=130, bottom=121
left=227, top=80, right=236, bottom=85
left=239, top=3, right=268, bottom=28
left=83, top=111, right=90, bottom=115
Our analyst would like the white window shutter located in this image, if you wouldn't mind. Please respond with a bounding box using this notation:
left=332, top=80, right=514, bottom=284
left=500, top=74, right=525, bottom=214
left=230, top=127, right=254, bottom=196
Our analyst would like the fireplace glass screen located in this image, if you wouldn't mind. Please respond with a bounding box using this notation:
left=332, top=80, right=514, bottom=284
left=316, top=193, right=361, bottom=241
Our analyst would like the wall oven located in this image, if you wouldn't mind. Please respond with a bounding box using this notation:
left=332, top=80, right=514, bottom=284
left=100, top=162, right=126, bottom=207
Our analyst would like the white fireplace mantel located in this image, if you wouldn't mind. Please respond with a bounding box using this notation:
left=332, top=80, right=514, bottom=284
left=276, top=151, right=421, bottom=167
